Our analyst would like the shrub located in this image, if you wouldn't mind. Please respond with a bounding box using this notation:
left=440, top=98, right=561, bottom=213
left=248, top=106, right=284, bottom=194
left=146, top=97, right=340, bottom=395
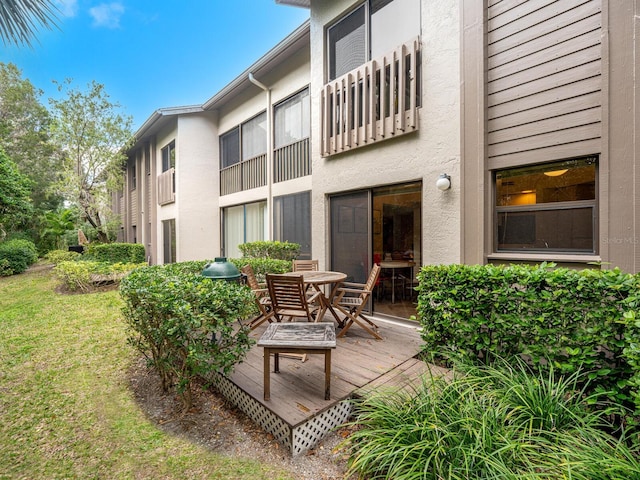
left=238, top=240, right=300, bottom=261
left=120, top=263, right=255, bottom=410
left=344, top=357, right=640, bottom=479
left=54, top=260, right=145, bottom=291
left=417, top=263, right=640, bottom=421
left=85, top=242, right=146, bottom=264
left=0, top=239, right=38, bottom=276
left=0, top=258, right=12, bottom=276
left=45, top=249, right=81, bottom=265
left=229, top=257, right=291, bottom=282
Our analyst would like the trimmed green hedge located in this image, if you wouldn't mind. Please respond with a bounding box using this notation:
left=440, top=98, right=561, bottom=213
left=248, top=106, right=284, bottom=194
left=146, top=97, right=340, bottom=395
left=238, top=240, right=300, bottom=261
left=85, top=242, right=146, bottom=264
left=228, top=257, right=291, bottom=282
left=45, top=249, right=81, bottom=265
left=416, top=263, right=640, bottom=421
left=0, top=239, right=38, bottom=276
left=151, top=258, right=292, bottom=281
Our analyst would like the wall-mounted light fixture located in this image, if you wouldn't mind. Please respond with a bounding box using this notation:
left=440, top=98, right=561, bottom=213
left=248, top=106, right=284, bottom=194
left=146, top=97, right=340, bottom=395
left=436, top=173, right=451, bottom=191
left=543, top=169, right=568, bottom=177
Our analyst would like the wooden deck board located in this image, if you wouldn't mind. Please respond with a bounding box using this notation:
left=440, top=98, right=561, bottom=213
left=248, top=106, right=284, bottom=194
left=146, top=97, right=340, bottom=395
left=225, top=318, right=424, bottom=427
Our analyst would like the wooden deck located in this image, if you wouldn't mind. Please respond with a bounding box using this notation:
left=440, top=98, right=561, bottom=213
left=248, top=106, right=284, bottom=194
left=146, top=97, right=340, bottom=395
left=209, top=316, right=437, bottom=455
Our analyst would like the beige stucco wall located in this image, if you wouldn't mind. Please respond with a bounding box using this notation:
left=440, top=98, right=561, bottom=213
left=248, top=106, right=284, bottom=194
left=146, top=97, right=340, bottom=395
left=153, top=112, right=218, bottom=262
left=174, top=112, right=219, bottom=261
left=309, top=0, right=462, bottom=269
left=155, top=123, right=178, bottom=263
left=216, top=44, right=311, bottom=237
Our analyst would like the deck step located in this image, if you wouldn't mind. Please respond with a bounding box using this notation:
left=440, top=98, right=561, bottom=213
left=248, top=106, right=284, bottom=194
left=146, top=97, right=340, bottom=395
left=354, top=357, right=450, bottom=398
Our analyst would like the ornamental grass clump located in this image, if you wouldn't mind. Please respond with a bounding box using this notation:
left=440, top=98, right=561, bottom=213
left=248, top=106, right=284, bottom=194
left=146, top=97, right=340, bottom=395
left=120, top=263, right=255, bottom=410
left=344, top=357, right=640, bottom=480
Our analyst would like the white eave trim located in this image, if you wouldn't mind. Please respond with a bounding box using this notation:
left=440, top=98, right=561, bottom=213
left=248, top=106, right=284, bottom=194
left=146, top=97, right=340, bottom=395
left=275, top=0, right=310, bottom=8
left=134, top=105, right=204, bottom=140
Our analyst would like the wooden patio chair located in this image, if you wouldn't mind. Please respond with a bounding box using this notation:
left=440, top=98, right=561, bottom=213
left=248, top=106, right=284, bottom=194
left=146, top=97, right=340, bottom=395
left=241, top=264, right=275, bottom=330
left=292, top=259, right=319, bottom=272
left=331, top=264, right=383, bottom=340
left=266, top=274, right=321, bottom=323
left=266, top=274, right=322, bottom=362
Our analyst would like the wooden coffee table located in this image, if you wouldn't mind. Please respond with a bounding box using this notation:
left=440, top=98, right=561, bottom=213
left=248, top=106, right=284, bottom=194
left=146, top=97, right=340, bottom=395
left=257, top=322, right=336, bottom=401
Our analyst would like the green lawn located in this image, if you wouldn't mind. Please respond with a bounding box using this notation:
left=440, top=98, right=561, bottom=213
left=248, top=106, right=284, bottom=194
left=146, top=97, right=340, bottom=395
left=0, top=267, right=292, bottom=479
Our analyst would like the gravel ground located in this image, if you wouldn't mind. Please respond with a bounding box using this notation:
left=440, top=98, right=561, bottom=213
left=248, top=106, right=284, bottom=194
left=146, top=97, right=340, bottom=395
left=129, top=357, right=354, bottom=480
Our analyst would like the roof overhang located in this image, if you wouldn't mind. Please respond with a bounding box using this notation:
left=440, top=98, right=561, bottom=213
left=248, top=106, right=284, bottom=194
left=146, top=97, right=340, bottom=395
left=275, top=0, right=310, bottom=8
left=130, top=105, right=204, bottom=150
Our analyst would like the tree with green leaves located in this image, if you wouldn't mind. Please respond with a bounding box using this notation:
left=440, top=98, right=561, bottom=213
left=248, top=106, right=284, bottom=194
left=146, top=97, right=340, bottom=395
left=49, top=80, right=133, bottom=243
left=43, top=207, right=77, bottom=249
left=0, top=147, right=33, bottom=238
left=0, top=0, right=59, bottom=47
left=0, top=62, right=62, bottom=213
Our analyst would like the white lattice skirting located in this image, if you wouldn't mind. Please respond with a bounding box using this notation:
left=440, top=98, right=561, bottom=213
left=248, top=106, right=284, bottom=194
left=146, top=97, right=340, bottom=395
left=209, top=372, right=353, bottom=456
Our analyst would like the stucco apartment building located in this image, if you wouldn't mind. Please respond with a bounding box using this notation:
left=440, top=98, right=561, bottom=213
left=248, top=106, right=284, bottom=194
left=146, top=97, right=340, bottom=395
left=114, top=0, right=639, bottom=320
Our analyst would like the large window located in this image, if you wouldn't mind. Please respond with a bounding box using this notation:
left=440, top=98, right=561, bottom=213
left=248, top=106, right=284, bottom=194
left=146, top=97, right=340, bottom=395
left=327, top=0, right=420, bottom=81
left=162, top=219, right=176, bottom=264
left=220, top=112, right=267, bottom=169
left=161, top=141, right=175, bottom=172
left=328, top=4, right=366, bottom=81
left=241, top=112, right=267, bottom=161
left=222, top=201, right=267, bottom=258
left=274, top=192, right=311, bottom=259
left=495, top=157, right=597, bottom=253
left=220, top=127, right=240, bottom=169
left=130, top=162, right=136, bottom=191
left=274, top=89, right=310, bottom=148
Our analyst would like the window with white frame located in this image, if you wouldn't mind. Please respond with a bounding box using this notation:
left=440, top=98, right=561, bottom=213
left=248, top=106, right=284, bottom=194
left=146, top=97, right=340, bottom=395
left=327, top=0, right=420, bottom=81
left=222, top=201, right=268, bottom=259
left=274, top=88, right=310, bottom=149
left=495, top=157, right=597, bottom=253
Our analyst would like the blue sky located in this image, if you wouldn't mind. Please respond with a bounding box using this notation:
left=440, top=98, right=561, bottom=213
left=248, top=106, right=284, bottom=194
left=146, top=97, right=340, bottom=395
left=1, top=1, right=309, bottom=130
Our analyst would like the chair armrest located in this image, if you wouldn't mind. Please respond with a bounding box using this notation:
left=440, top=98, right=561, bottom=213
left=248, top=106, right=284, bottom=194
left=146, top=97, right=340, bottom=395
left=340, top=281, right=366, bottom=288
left=338, top=287, right=372, bottom=295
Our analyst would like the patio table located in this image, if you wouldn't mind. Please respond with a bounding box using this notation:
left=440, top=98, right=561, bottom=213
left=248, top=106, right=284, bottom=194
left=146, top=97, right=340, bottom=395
left=258, top=322, right=336, bottom=401
left=379, top=261, right=415, bottom=303
left=282, top=270, right=347, bottom=326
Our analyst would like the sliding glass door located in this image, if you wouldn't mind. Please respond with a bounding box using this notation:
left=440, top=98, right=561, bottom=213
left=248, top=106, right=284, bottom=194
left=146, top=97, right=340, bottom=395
left=330, top=191, right=370, bottom=284
left=329, top=182, right=422, bottom=319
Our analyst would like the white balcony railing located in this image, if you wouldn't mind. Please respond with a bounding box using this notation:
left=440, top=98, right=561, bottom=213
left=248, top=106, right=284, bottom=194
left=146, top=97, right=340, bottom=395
left=321, top=37, right=421, bottom=157
left=157, top=168, right=175, bottom=205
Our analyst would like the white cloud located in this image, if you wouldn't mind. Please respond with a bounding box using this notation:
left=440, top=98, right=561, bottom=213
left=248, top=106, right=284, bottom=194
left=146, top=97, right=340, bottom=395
left=55, top=0, right=78, bottom=17
left=89, top=3, right=125, bottom=29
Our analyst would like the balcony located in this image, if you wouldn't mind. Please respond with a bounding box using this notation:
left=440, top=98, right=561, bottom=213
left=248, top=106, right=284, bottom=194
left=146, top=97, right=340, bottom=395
left=273, top=138, right=310, bottom=183
left=220, top=154, right=267, bottom=196
left=321, top=37, right=421, bottom=157
left=157, top=168, right=175, bottom=205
